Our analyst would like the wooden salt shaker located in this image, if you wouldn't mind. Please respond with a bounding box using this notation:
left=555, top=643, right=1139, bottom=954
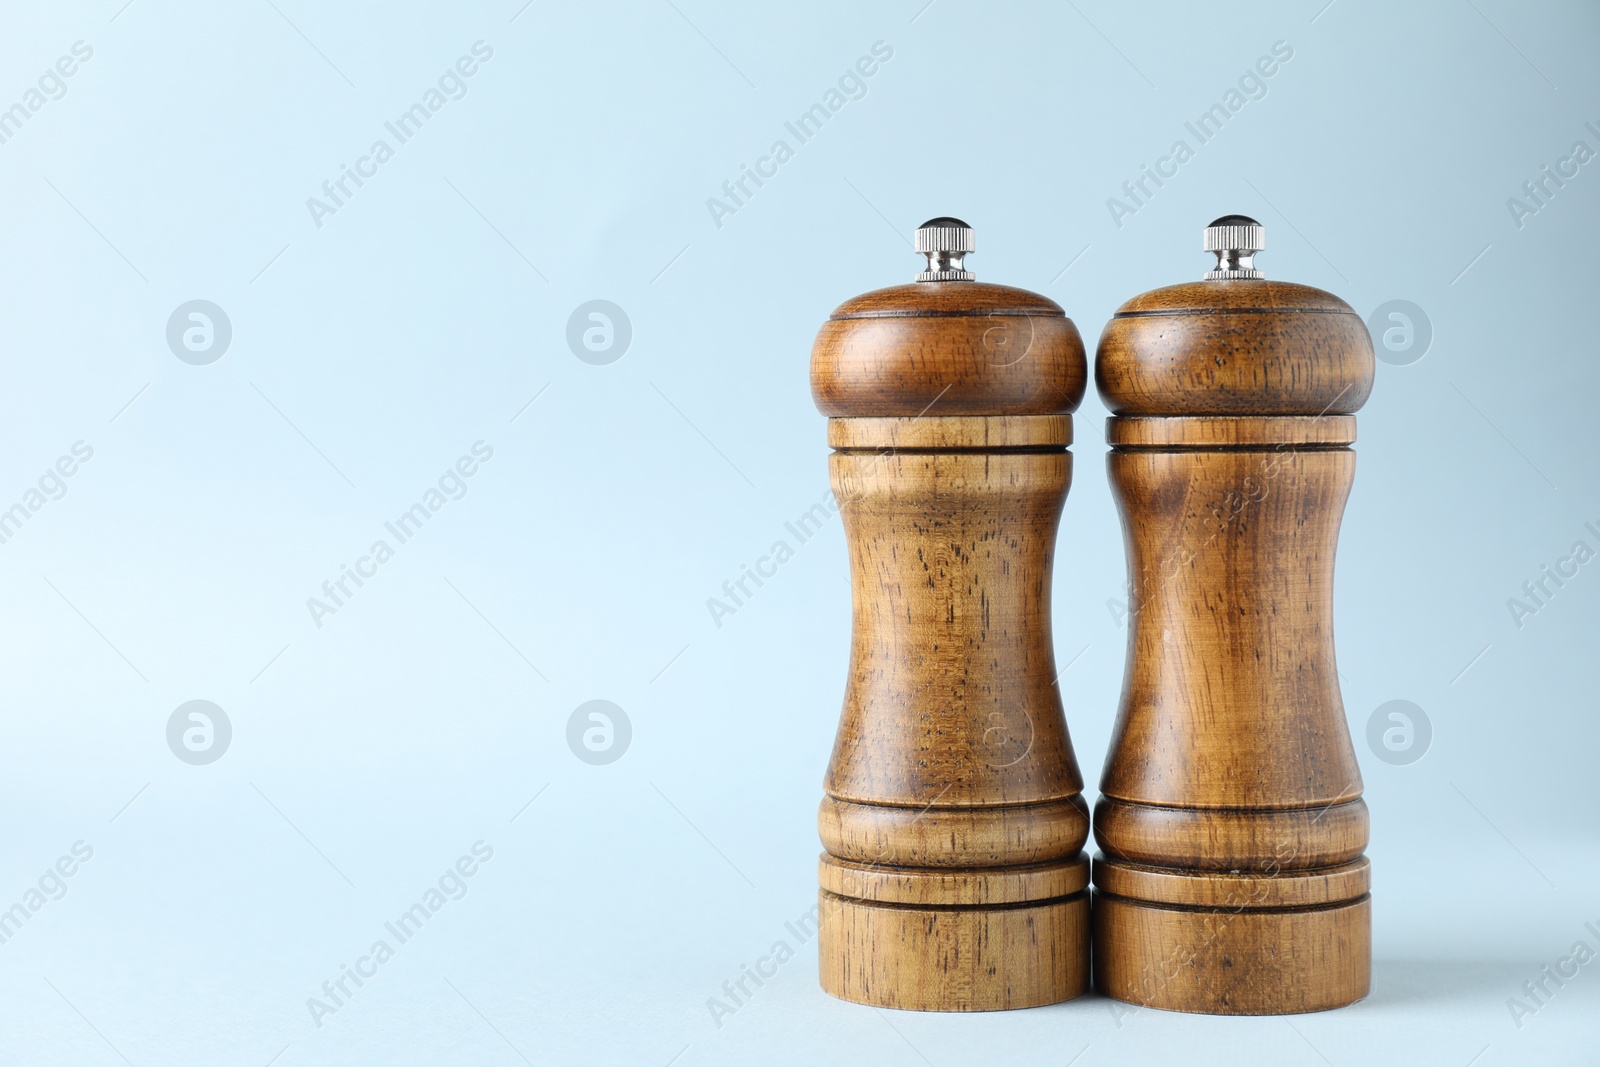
left=1092, top=216, right=1375, bottom=1014
left=810, top=218, right=1091, bottom=1010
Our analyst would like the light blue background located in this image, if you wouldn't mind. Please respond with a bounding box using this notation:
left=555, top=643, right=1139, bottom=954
left=1, top=1, right=1597, bottom=1063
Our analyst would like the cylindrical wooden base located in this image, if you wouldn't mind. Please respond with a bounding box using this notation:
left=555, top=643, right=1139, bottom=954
left=1092, top=855, right=1371, bottom=1015
left=818, top=854, right=1090, bottom=1011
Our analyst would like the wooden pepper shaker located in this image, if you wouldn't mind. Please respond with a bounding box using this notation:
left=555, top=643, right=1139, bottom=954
left=1091, top=216, right=1376, bottom=1014
left=810, top=218, right=1091, bottom=1011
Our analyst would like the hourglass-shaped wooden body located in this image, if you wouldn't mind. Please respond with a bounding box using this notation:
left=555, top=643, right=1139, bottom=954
left=1091, top=216, right=1376, bottom=1015
left=810, top=219, right=1090, bottom=1011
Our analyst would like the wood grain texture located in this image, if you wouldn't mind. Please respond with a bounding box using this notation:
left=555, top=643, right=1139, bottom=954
left=828, top=414, right=1071, bottom=451
left=825, top=449, right=1082, bottom=808
left=820, top=885, right=1090, bottom=1011
left=1093, top=855, right=1369, bottom=909
left=819, top=795, right=1088, bottom=868
left=1092, top=274, right=1375, bottom=1015
left=1106, top=414, right=1355, bottom=449
left=1094, top=797, right=1368, bottom=871
left=820, top=854, right=1089, bottom=907
left=1100, top=446, right=1363, bottom=811
left=811, top=278, right=1089, bottom=1011
left=1095, top=280, right=1374, bottom=416
left=1092, top=892, right=1370, bottom=1016
left=812, top=282, right=1086, bottom=417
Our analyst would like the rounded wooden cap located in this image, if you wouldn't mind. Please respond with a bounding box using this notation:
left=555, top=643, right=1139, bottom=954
left=811, top=281, right=1087, bottom=417
left=1095, top=278, right=1375, bottom=417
